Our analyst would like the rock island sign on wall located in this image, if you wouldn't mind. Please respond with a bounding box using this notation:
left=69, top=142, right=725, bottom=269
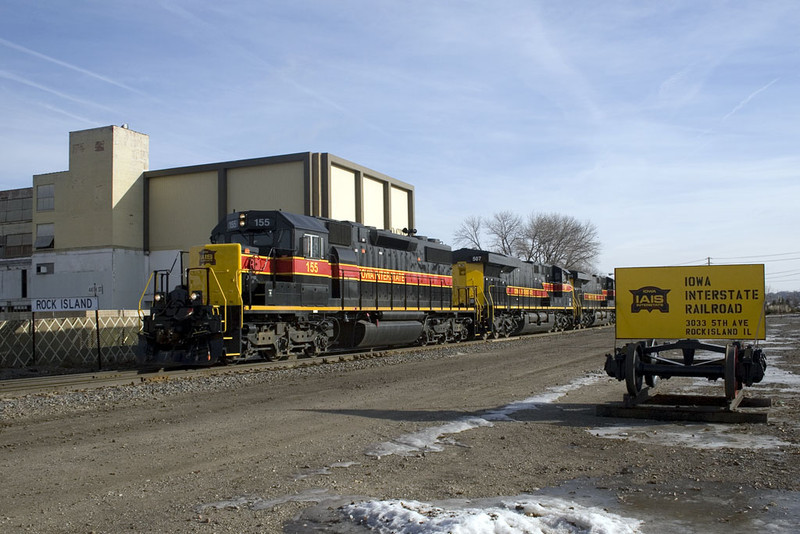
left=615, top=264, right=766, bottom=340
left=32, top=296, right=99, bottom=312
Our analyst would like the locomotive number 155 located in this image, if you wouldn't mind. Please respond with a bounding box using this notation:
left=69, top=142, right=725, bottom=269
left=306, top=261, right=319, bottom=273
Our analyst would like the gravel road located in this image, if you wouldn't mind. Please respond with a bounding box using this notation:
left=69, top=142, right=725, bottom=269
left=1, top=317, right=798, bottom=533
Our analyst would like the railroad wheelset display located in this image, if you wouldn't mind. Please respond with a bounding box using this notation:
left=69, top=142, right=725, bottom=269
left=606, top=338, right=766, bottom=403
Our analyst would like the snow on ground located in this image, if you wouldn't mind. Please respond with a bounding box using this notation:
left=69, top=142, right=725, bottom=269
left=201, top=490, right=643, bottom=534
left=341, top=496, right=641, bottom=534
left=590, top=423, right=791, bottom=449
left=364, top=374, right=601, bottom=459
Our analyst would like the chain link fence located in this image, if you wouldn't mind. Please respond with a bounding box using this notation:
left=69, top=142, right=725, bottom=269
left=0, top=311, right=142, bottom=369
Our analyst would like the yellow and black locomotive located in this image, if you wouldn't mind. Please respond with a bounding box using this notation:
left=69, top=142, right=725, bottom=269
left=137, top=210, right=614, bottom=367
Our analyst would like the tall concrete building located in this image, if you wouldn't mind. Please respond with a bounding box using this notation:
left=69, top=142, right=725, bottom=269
left=5, top=125, right=415, bottom=310
left=32, top=125, right=150, bottom=309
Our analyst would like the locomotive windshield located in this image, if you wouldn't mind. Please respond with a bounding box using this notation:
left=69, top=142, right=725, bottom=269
left=211, top=229, right=275, bottom=253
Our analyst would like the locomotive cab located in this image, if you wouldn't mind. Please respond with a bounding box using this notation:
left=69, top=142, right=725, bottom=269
left=209, top=211, right=331, bottom=308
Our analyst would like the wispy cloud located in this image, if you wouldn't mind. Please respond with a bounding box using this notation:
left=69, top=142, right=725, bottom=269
left=519, top=10, right=602, bottom=121
left=722, top=78, right=780, bottom=121
left=0, top=36, right=147, bottom=97
left=157, top=3, right=390, bottom=136
left=0, top=70, right=116, bottom=112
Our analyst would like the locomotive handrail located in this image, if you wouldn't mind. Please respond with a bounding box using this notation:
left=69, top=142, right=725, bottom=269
left=473, top=286, right=483, bottom=321
left=456, top=286, right=482, bottom=320
left=570, top=281, right=582, bottom=321
left=235, top=267, right=249, bottom=328
left=208, top=267, right=229, bottom=332
left=136, top=270, right=157, bottom=323
left=487, top=285, right=496, bottom=331
left=187, top=266, right=230, bottom=333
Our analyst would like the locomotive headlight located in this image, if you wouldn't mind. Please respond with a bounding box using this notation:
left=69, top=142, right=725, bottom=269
left=190, top=291, right=202, bottom=303
left=154, top=292, right=164, bottom=302
left=238, top=212, right=246, bottom=227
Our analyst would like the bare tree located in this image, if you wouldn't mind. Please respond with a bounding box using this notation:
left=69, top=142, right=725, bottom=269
left=454, top=211, right=600, bottom=271
left=486, top=211, right=523, bottom=256
left=516, top=212, right=600, bottom=271
left=453, top=215, right=484, bottom=249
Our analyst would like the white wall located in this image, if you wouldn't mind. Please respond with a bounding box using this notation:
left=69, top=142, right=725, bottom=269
left=30, top=249, right=149, bottom=310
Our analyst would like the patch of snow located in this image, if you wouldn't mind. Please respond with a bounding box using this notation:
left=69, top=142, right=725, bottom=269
left=342, top=496, right=642, bottom=534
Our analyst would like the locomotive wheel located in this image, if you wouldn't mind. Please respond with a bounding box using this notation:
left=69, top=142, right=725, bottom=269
left=625, top=343, right=644, bottom=396
left=419, top=328, right=434, bottom=346
left=644, top=339, right=660, bottom=388
left=724, top=344, right=740, bottom=401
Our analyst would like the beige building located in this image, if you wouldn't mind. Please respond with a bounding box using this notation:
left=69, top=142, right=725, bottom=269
left=11, top=125, right=415, bottom=310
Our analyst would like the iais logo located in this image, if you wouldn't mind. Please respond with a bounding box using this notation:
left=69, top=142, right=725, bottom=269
left=199, top=248, right=217, bottom=266
left=630, top=286, right=670, bottom=313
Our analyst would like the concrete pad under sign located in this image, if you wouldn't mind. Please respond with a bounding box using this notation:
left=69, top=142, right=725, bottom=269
left=596, top=392, right=771, bottom=424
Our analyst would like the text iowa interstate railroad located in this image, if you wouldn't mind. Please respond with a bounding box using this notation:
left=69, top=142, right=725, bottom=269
left=615, top=265, right=765, bottom=340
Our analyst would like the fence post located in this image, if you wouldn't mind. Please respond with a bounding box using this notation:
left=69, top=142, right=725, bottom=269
left=95, top=309, right=102, bottom=370
left=31, top=311, right=36, bottom=366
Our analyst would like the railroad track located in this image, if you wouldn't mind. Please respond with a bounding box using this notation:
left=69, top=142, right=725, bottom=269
left=0, top=327, right=597, bottom=398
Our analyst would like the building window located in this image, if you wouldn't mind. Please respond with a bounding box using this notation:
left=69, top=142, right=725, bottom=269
left=34, top=223, right=54, bottom=249
left=2, top=232, right=32, bottom=258
left=37, top=184, right=54, bottom=211
left=36, top=263, right=54, bottom=275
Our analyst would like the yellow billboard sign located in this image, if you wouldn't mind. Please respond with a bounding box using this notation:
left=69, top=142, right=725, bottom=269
left=615, top=264, right=765, bottom=340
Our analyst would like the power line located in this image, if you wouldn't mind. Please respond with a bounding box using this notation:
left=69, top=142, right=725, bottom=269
left=674, top=258, right=711, bottom=266
left=766, top=268, right=800, bottom=276
left=714, top=251, right=800, bottom=260
left=708, top=257, right=800, bottom=266
left=767, top=273, right=800, bottom=281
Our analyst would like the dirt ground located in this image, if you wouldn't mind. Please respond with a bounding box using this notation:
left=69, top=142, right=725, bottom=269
left=1, top=317, right=798, bottom=533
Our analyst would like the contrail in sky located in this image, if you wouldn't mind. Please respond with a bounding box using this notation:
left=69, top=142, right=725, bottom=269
left=0, top=36, right=147, bottom=96
left=0, top=70, right=116, bottom=112
left=722, top=78, right=780, bottom=121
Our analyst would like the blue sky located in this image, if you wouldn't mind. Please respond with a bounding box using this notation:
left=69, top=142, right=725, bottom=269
left=1, top=1, right=799, bottom=291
